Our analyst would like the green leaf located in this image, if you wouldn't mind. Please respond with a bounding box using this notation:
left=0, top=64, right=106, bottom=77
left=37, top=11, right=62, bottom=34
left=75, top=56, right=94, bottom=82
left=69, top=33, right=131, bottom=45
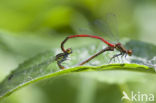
left=126, top=40, right=156, bottom=59
left=126, top=40, right=156, bottom=68
left=0, top=60, right=155, bottom=100
left=0, top=40, right=155, bottom=100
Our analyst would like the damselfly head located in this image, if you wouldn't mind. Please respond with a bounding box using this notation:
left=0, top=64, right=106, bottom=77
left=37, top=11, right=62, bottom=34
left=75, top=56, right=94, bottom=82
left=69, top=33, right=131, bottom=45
left=127, top=50, right=132, bottom=56
left=66, top=48, right=72, bottom=54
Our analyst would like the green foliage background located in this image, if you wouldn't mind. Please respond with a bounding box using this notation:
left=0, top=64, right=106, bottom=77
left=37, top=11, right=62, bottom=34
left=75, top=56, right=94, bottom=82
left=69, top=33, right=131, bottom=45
left=0, top=0, right=156, bottom=103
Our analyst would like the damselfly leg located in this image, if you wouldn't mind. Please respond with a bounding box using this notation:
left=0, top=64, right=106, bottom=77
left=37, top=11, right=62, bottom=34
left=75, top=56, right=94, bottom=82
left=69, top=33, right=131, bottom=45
left=109, top=53, right=123, bottom=63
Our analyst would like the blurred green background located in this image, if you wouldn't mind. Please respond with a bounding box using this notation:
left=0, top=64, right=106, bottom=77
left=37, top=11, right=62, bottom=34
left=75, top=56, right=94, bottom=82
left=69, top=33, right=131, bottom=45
left=0, top=0, right=156, bottom=103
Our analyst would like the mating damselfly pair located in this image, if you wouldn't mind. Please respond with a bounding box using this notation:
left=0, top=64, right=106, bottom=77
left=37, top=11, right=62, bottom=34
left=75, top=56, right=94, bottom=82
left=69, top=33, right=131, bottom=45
left=55, top=34, right=132, bottom=69
left=55, top=14, right=132, bottom=69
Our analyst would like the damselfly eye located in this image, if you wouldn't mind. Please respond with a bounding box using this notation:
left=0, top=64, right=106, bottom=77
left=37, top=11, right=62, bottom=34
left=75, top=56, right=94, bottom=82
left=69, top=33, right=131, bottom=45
left=66, top=48, right=72, bottom=54
left=127, top=50, right=132, bottom=56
